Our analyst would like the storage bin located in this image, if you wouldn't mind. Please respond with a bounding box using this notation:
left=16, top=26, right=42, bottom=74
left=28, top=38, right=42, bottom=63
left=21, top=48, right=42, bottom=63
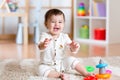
left=94, top=28, right=106, bottom=40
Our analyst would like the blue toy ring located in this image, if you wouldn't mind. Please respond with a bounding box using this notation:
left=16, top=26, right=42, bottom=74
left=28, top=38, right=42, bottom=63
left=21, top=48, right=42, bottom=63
left=86, top=66, right=95, bottom=72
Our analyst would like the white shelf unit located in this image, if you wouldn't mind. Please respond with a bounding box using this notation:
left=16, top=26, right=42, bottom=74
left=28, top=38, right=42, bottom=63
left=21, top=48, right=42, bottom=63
left=73, top=0, right=120, bottom=44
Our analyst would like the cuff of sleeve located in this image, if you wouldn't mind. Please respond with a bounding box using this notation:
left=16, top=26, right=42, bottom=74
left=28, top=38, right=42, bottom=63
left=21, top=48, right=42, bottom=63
left=71, top=51, right=78, bottom=54
left=40, top=49, right=45, bottom=52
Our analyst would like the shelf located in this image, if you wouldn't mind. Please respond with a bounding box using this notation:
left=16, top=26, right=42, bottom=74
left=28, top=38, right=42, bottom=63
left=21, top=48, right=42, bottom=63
left=91, top=17, right=106, bottom=19
left=0, top=13, right=25, bottom=17
left=76, top=16, right=90, bottom=19
left=73, top=0, right=107, bottom=44
left=75, top=38, right=107, bottom=45
left=73, top=0, right=120, bottom=44
left=76, top=16, right=106, bottom=19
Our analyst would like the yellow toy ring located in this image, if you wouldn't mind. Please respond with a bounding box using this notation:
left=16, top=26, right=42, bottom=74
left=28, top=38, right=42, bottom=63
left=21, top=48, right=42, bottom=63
left=96, top=74, right=111, bottom=79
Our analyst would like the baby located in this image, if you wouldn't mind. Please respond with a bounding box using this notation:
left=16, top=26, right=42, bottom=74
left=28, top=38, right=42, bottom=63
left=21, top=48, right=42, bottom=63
left=38, top=8, right=91, bottom=80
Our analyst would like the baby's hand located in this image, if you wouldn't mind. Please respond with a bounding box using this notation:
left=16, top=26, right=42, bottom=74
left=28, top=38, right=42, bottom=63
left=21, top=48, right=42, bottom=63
left=38, top=38, right=52, bottom=50
left=69, top=41, right=80, bottom=52
left=83, top=72, right=94, bottom=77
left=43, top=38, right=52, bottom=48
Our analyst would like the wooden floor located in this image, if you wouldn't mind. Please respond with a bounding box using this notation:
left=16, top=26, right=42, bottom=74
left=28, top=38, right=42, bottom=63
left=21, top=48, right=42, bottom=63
left=0, top=40, right=120, bottom=59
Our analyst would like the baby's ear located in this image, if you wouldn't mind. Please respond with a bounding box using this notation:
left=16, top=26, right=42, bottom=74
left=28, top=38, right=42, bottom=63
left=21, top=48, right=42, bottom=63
left=44, top=22, right=46, bottom=26
left=44, top=22, right=47, bottom=28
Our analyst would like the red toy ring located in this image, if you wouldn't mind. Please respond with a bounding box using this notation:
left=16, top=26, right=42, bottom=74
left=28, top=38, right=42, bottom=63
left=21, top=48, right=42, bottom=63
left=84, top=75, right=98, bottom=80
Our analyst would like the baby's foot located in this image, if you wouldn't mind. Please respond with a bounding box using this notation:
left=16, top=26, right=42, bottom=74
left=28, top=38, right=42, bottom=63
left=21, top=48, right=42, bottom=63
left=60, top=73, right=69, bottom=80
left=83, top=72, right=93, bottom=77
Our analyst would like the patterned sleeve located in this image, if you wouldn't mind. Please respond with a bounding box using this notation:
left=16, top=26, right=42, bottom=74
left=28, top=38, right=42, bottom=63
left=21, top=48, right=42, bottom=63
left=38, top=32, right=51, bottom=44
left=38, top=32, right=46, bottom=43
left=64, top=33, right=72, bottom=44
left=37, top=32, right=51, bottom=52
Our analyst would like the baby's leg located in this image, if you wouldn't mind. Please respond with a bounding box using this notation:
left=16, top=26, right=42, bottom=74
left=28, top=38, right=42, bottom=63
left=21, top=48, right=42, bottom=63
left=48, top=71, right=69, bottom=80
left=75, top=62, right=91, bottom=77
left=39, top=64, right=69, bottom=80
left=47, top=70, right=60, bottom=78
left=63, top=57, right=91, bottom=77
left=38, top=64, right=56, bottom=77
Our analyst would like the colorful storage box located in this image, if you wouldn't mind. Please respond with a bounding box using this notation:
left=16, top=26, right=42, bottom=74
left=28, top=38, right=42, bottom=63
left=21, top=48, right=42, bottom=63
left=94, top=28, right=106, bottom=40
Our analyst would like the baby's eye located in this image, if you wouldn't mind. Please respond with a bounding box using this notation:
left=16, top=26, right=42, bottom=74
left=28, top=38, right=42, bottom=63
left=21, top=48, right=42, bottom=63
left=51, top=21, right=55, bottom=23
left=59, top=21, right=62, bottom=23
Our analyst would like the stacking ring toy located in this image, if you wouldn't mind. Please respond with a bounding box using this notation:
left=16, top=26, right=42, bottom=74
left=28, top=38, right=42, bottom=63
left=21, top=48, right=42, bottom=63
left=106, top=70, right=112, bottom=74
left=96, top=74, right=111, bottom=79
left=84, top=75, right=98, bottom=80
left=86, top=66, right=95, bottom=72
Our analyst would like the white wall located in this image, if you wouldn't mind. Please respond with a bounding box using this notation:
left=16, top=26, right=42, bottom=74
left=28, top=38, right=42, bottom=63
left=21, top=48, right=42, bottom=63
left=109, top=0, right=120, bottom=43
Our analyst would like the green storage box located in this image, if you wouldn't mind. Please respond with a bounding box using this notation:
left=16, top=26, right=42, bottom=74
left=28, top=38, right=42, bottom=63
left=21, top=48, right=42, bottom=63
left=80, top=25, right=89, bottom=39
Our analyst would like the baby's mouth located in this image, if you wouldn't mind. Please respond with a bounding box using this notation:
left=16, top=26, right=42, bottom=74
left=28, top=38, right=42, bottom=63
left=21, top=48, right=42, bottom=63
left=53, top=27, right=60, bottom=31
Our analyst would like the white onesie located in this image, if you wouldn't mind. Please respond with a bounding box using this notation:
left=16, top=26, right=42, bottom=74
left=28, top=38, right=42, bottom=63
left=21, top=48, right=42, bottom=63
left=38, top=32, right=80, bottom=77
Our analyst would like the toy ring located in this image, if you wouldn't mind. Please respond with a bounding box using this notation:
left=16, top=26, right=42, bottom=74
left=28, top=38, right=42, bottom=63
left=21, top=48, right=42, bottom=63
left=106, top=70, right=112, bottom=74
left=84, top=75, right=98, bottom=80
left=86, top=66, right=95, bottom=72
left=96, top=74, right=111, bottom=79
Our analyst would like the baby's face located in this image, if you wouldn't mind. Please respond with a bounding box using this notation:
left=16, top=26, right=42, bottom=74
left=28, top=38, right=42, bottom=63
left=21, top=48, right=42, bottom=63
left=46, top=14, right=65, bottom=37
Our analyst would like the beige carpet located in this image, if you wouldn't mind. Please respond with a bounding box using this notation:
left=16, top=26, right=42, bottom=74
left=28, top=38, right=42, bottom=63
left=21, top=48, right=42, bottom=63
left=0, top=57, right=120, bottom=80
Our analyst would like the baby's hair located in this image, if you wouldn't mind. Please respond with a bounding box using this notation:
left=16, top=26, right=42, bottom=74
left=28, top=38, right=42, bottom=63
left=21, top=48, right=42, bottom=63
left=44, top=9, right=65, bottom=25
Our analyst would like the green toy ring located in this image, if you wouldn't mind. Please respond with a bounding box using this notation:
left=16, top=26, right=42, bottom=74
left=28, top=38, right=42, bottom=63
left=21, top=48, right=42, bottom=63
left=86, top=66, right=95, bottom=72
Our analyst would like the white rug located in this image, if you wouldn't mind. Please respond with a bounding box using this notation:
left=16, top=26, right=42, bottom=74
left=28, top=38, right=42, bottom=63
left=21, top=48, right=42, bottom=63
left=0, top=56, right=120, bottom=80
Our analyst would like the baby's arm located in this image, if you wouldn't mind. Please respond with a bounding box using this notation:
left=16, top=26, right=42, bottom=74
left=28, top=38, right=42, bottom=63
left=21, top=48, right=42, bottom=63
left=63, top=33, right=80, bottom=54
left=38, top=38, right=51, bottom=50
